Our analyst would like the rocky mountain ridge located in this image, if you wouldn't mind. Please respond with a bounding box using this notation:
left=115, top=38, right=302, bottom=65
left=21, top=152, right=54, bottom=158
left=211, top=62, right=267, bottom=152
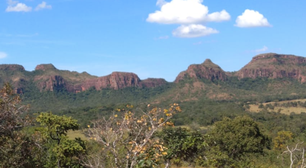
left=175, top=58, right=228, bottom=82
left=234, top=53, right=306, bottom=82
left=0, top=64, right=167, bottom=93
left=176, top=53, right=306, bottom=83
left=1, top=53, right=306, bottom=94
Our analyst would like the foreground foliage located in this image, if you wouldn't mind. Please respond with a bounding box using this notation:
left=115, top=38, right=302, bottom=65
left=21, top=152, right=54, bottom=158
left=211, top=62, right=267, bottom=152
left=0, top=83, right=33, bottom=167
left=84, top=104, right=181, bottom=168
left=36, top=112, right=86, bottom=167
left=204, top=116, right=270, bottom=167
left=157, top=127, right=206, bottom=167
left=3, top=83, right=306, bottom=167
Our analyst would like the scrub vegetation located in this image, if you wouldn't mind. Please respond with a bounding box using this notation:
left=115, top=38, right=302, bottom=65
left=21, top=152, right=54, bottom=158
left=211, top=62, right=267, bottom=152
left=3, top=83, right=306, bottom=168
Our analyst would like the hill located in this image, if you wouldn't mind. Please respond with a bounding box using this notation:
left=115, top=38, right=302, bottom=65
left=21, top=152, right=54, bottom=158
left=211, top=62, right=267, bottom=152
left=2, top=53, right=306, bottom=125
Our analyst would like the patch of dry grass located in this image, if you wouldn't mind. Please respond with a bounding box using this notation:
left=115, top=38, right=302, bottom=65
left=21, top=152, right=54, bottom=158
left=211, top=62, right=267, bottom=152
left=248, top=99, right=306, bottom=115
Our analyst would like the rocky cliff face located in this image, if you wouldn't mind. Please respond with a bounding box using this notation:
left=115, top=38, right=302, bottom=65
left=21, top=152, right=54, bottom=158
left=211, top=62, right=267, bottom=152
left=2, top=53, right=306, bottom=94
left=235, top=53, right=306, bottom=82
left=0, top=64, right=168, bottom=93
left=175, top=59, right=227, bottom=83
left=34, top=75, right=67, bottom=92
left=76, top=72, right=141, bottom=91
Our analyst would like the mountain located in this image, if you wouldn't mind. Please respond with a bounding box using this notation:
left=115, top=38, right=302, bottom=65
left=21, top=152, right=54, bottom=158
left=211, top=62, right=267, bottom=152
left=0, top=63, right=167, bottom=94
left=175, top=53, right=306, bottom=83
left=2, top=53, right=306, bottom=114
left=235, top=53, right=306, bottom=82
left=175, top=59, right=227, bottom=83
left=168, top=53, right=306, bottom=101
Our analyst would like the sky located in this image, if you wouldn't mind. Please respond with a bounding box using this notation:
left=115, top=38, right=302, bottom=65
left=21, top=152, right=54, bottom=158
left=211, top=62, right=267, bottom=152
left=0, top=0, right=305, bottom=82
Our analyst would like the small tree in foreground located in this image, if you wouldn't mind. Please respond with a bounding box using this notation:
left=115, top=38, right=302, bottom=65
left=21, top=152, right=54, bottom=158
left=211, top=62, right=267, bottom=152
left=0, top=83, right=34, bottom=167
left=0, top=83, right=30, bottom=137
left=84, top=104, right=181, bottom=168
left=36, top=112, right=86, bottom=168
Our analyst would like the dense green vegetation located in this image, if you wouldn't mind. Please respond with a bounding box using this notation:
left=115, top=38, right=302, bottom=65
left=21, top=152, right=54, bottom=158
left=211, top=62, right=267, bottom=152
left=13, top=76, right=306, bottom=130
left=4, top=70, right=306, bottom=167
left=3, top=82, right=306, bottom=167
left=20, top=81, right=174, bottom=113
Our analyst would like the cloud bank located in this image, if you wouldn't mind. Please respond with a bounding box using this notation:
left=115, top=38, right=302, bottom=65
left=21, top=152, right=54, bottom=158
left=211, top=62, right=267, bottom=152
left=147, top=0, right=230, bottom=24
left=147, top=0, right=230, bottom=38
left=235, top=9, right=271, bottom=28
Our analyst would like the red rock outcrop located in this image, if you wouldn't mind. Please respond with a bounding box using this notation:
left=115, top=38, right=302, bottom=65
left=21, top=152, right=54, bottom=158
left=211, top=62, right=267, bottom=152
left=175, top=59, right=227, bottom=83
left=75, top=72, right=141, bottom=91
left=32, top=68, right=168, bottom=92
left=2, top=53, right=306, bottom=94
left=34, top=75, right=67, bottom=91
left=235, top=53, right=306, bottom=82
left=35, top=64, right=57, bottom=71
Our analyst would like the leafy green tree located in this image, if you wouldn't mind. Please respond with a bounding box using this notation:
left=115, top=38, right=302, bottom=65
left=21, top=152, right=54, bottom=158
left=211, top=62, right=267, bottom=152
left=36, top=112, right=86, bottom=168
left=205, top=116, right=270, bottom=167
left=158, top=127, right=206, bottom=167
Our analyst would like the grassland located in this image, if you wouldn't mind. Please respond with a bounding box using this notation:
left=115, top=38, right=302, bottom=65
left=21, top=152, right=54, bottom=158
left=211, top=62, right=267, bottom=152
left=248, top=98, right=306, bottom=114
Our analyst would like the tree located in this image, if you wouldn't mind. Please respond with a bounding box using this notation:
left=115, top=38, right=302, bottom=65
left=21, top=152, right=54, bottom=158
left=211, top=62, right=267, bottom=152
left=273, top=131, right=294, bottom=151
left=84, top=103, right=181, bottom=168
left=157, top=127, right=206, bottom=167
left=36, top=112, right=86, bottom=168
left=0, top=83, right=30, bottom=137
left=0, top=83, right=35, bottom=167
left=205, top=116, right=270, bottom=167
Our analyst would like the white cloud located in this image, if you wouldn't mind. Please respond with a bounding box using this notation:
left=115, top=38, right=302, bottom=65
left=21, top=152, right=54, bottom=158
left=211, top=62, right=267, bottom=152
left=235, top=9, right=271, bottom=28
left=35, top=1, right=52, bottom=11
left=0, top=52, right=8, bottom=59
left=6, top=2, right=32, bottom=12
left=172, top=24, right=218, bottom=38
left=5, top=1, right=51, bottom=12
left=156, top=0, right=167, bottom=7
left=255, top=46, right=268, bottom=53
left=206, top=10, right=231, bottom=22
left=147, top=0, right=230, bottom=24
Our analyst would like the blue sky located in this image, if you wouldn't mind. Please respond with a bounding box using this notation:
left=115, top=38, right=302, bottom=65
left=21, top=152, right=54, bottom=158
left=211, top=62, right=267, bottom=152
left=0, top=0, right=305, bottom=82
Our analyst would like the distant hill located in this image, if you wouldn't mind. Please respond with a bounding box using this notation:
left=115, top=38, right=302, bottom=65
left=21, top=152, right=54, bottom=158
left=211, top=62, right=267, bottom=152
left=158, top=53, right=306, bottom=103
left=175, top=58, right=227, bottom=83
left=0, top=63, right=167, bottom=94
left=2, top=53, right=306, bottom=113
left=175, top=53, right=306, bottom=82
left=235, top=53, right=306, bottom=82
